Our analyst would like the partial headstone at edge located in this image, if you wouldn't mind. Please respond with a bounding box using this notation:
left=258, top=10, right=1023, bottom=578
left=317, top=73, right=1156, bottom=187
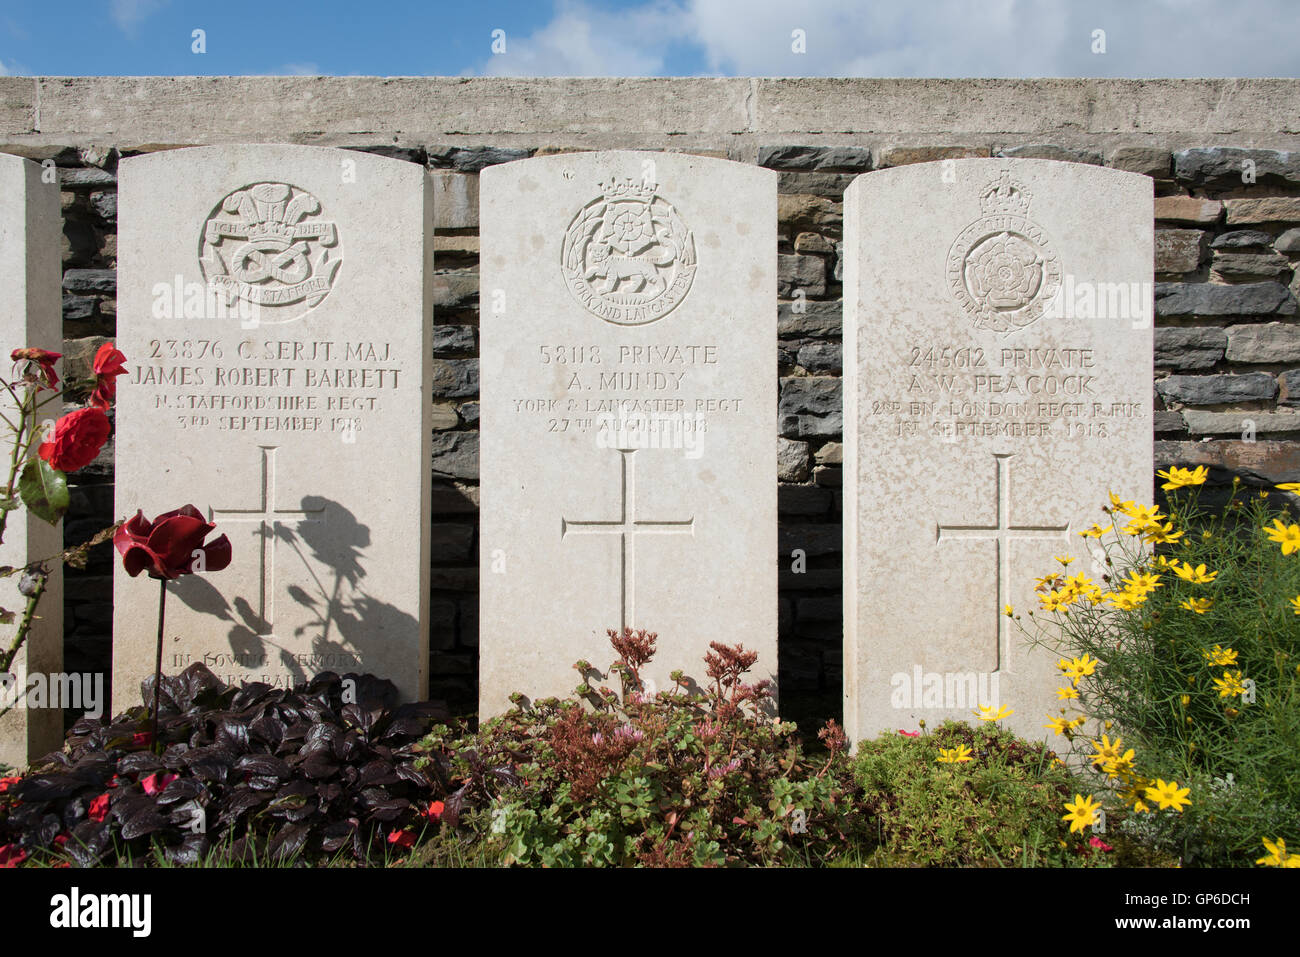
left=0, top=154, right=65, bottom=769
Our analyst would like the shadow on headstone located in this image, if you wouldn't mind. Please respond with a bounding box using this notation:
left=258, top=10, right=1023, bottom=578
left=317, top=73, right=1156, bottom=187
left=168, top=497, right=417, bottom=695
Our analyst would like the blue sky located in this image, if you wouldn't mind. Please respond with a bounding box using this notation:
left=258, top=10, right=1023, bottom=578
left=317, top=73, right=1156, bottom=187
left=2, top=0, right=1299, bottom=77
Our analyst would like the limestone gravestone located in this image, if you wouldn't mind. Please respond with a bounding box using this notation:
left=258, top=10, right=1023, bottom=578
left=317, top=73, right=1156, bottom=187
left=114, top=145, right=432, bottom=706
left=843, top=159, right=1152, bottom=746
left=0, top=155, right=64, bottom=768
left=479, top=151, right=777, bottom=714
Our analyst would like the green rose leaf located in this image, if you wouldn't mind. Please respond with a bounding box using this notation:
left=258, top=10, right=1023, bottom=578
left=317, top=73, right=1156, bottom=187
left=18, top=458, right=69, bottom=525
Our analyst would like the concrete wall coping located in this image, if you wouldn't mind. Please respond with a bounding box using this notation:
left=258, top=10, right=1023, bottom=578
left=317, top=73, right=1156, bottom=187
left=3, top=77, right=1299, bottom=155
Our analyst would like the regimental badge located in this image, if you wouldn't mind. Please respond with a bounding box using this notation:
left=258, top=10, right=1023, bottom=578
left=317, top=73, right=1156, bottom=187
left=947, top=170, right=1062, bottom=334
left=561, top=177, right=697, bottom=326
left=199, top=182, right=342, bottom=322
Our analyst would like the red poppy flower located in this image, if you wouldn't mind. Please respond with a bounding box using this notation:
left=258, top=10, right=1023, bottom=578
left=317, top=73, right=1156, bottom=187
left=38, top=406, right=111, bottom=473
left=387, top=830, right=415, bottom=848
left=114, top=505, right=232, bottom=580
left=0, top=776, right=20, bottom=794
left=11, top=347, right=61, bottom=391
left=89, top=343, right=127, bottom=410
left=0, top=844, right=26, bottom=867
left=422, top=800, right=445, bottom=820
left=88, top=792, right=110, bottom=822
left=53, top=833, right=68, bottom=846
left=141, top=772, right=178, bottom=796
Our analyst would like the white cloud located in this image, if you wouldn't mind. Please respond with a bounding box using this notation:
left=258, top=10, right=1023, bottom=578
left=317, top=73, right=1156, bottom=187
left=478, top=0, right=694, bottom=76
left=471, top=0, right=1300, bottom=77
left=0, top=57, right=29, bottom=76
left=690, top=0, right=1300, bottom=77
left=112, top=0, right=169, bottom=34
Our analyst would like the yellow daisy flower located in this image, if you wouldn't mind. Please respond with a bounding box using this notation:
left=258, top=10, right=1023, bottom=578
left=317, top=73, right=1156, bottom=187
left=1173, top=562, right=1218, bottom=584
left=973, top=704, right=1013, bottom=722
left=1062, top=794, right=1101, bottom=833
left=1044, top=715, right=1071, bottom=736
left=1203, top=645, right=1238, bottom=667
left=1107, top=590, right=1144, bottom=611
left=1143, top=779, right=1192, bottom=812
left=1089, top=734, right=1125, bottom=767
left=1143, top=522, right=1184, bottom=545
left=1157, top=466, right=1209, bottom=490
left=1108, top=492, right=1138, bottom=516
left=1256, top=837, right=1300, bottom=867
left=1122, top=571, right=1163, bottom=595
left=1265, top=519, right=1300, bottom=556
left=1213, top=670, right=1247, bottom=698
left=1100, top=750, right=1137, bottom=779
left=1058, top=654, right=1100, bottom=687
left=936, top=745, right=973, bottom=764
left=1180, top=597, right=1213, bottom=614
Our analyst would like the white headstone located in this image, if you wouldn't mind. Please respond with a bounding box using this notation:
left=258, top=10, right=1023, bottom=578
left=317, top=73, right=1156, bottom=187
left=114, top=145, right=433, bottom=705
left=843, top=159, right=1153, bottom=746
left=0, top=154, right=64, bottom=768
left=479, top=151, right=777, bottom=713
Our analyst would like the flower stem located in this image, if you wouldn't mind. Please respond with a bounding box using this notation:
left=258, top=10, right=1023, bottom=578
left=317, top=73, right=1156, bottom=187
left=0, top=385, right=35, bottom=548
left=0, top=569, right=46, bottom=675
left=151, top=577, right=166, bottom=755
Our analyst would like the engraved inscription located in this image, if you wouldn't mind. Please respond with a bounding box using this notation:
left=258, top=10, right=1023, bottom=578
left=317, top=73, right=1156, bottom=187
left=561, top=178, right=697, bottom=326
left=876, top=342, right=1141, bottom=440
left=507, top=340, right=741, bottom=440
left=128, top=337, right=397, bottom=434
left=200, top=182, right=342, bottom=321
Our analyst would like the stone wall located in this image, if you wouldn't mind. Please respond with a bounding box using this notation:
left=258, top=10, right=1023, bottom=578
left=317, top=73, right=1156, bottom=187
left=6, top=77, right=1299, bottom=726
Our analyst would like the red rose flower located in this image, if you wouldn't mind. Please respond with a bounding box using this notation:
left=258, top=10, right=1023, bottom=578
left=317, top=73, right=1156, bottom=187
left=89, top=343, right=127, bottom=410
left=11, top=347, right=61, bottom=391
left=114, top=505, right=233, bottom=580
left=88, top=792, right=110, bottom=822
left=38, top=406, right=111, bottom=473
left=0, top=844, right=26, bottom=867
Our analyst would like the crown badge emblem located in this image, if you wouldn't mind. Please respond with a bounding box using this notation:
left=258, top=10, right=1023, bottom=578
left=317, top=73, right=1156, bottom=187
left=598, top=177, right=657, bottom=203
left=200, top=182, right=342, bottom=322
left=561, top=174, right=697, bottom=326
left=947, top=169, right=1061, bottom=334
left=978, top=171, right=1033, bottom=217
